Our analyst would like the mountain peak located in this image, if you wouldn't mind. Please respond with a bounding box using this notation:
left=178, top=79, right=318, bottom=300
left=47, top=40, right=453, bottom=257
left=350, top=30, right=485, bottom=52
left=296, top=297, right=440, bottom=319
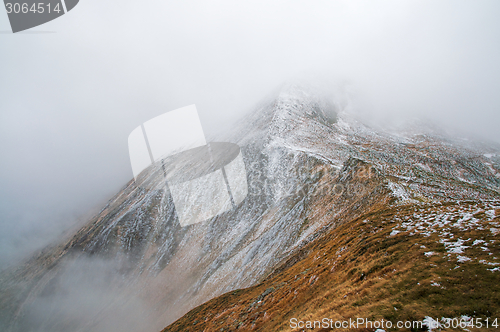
left=1, top=84, right=499, bottom=332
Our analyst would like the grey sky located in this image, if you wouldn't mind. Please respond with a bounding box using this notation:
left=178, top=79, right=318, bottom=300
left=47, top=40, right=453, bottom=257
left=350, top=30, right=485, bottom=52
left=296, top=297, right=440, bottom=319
left=1, top=0, right=500, bottom=268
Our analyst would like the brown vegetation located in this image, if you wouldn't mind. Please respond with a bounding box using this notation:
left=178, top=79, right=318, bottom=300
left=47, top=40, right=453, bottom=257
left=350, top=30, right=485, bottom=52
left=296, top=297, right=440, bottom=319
left=164, top=200, right=500, bottom=332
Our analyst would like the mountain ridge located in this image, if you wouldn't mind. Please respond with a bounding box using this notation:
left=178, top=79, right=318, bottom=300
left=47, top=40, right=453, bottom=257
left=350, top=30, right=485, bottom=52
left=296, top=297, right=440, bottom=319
left=1, top=83, right=499, bottom=332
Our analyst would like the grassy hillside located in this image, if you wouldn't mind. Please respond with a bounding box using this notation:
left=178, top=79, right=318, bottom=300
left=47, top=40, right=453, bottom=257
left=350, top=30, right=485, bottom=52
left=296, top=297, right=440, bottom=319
left=163, top=199, right=500, bottom=332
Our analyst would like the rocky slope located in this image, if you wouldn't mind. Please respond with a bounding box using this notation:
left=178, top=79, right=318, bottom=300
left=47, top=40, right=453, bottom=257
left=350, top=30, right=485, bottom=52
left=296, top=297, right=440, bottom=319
left=1, top=84, right=499, bottom=332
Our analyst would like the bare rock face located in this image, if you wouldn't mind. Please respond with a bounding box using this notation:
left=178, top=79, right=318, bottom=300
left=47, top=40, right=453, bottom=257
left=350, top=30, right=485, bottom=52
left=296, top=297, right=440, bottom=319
left=1, top=83, right=499, bottom=332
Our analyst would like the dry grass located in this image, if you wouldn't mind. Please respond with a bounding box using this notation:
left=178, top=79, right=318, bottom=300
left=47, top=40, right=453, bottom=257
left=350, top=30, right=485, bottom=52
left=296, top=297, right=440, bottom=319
left=163, top=201, right=500, bottom=332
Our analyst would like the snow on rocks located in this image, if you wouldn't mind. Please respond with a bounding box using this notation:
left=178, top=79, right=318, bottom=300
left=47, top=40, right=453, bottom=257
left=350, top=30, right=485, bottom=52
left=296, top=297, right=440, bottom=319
left=388, top=200, right=500, bottom=266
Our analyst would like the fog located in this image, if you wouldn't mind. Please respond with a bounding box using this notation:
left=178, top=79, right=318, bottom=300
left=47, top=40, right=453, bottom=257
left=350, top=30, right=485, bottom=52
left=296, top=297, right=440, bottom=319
left=1, top=0, right=500, bottom=270
left=11, top=256, right=158, bottom=332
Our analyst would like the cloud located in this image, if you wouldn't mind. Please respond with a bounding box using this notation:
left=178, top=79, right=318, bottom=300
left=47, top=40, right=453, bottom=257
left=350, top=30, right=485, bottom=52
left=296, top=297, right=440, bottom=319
left=7, top=256, right=156, bottom=332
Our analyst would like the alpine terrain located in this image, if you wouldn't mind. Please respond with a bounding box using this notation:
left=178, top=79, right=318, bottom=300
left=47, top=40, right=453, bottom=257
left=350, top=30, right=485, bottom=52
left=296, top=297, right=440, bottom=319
left=1, top=84, right=499, bottom=332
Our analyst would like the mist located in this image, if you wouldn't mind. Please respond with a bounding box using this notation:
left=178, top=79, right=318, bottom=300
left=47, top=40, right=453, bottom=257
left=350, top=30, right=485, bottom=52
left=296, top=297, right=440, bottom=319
left=14, top=256, right=158, bottom=332
left=1, top=0, right=500, bottom=270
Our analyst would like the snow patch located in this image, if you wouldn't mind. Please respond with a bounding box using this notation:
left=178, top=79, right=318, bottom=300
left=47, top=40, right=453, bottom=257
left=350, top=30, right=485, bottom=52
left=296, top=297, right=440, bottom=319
left=390, top=229, right=401, bottom=236
left=456, top=255, right=471, bottom=263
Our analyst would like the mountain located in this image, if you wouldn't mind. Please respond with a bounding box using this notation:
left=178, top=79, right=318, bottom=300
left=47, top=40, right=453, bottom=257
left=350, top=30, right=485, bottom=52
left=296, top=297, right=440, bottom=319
left=1, top=83, right=499, bottom=332
left=164, top=198, right=500, bottom=331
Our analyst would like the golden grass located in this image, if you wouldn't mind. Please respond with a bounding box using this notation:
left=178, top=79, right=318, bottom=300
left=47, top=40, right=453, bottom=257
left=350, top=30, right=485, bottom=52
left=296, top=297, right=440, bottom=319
left=163, top=201, right=500, bottom=332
